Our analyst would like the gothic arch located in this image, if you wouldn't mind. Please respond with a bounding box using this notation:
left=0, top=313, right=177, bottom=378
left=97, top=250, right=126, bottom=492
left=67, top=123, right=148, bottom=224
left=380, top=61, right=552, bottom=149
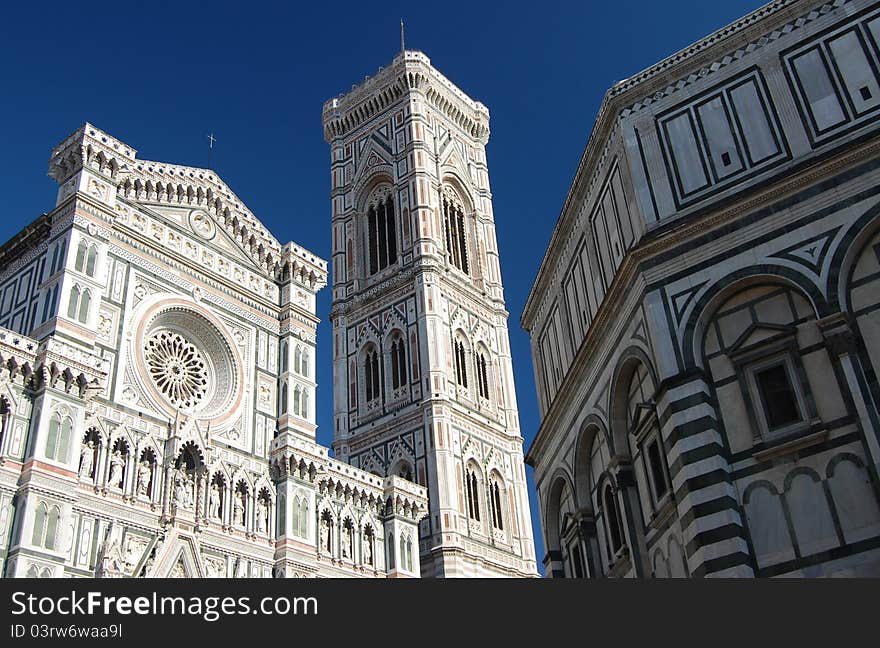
left=682, top=268, right=828, bottom=368
left=176, top=441, right=205, bottom=472
left=353, top=171, right=394, bottom=213
left=440, top=173, right=476, bottom=214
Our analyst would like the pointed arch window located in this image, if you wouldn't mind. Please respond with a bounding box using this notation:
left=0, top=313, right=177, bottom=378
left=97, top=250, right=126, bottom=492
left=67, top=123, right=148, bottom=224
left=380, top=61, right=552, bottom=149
left=280, top=341, right=288, bottom=373
left=75, top=241, right=87, bottom=272
left=489, top=477, right=504, bottom=531
left=442, top=192, right=469, bottom=274
left=292, top=386, right=308, bottom=418
left=300, top=347, right=309, bottom=377
left=367, top=193, right=398, bottom=275
left=401, top=533, right=413, bottom=571
left=476, top=351, right=490, bottom=400
left=390, top=336, right=407, bottom=390
left=454, top=339, right=469, bottom=388
left=46, top=414, right=73, bottom=463
left=291, top=496, right=309, bottom=538
left=75, top=241, right=98, bottom=277
left=465, top=465, right=481, bottom=521
left=32, top=502, right=60, bottom=550
left=67, top=285, right=90, bottom=323
left=364, top=346, right=381, bottom=403
left=279, top=382, right=288, bottom=416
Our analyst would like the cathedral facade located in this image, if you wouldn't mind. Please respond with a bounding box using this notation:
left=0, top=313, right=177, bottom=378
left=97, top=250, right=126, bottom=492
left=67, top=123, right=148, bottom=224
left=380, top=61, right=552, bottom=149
left=524, top=0, right=880, bottom=577
left=323, top=51, right=537, bottom=577
left=0, top=121, right=426, bottom=578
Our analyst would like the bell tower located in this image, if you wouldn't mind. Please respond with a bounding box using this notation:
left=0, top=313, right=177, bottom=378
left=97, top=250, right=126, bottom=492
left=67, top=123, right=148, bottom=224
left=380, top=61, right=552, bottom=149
left=323, top=51, right=537, bottom=577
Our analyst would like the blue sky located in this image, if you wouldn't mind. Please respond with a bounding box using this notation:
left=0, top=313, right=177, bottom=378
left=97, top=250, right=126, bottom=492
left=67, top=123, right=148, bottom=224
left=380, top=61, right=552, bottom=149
left=0, top=0, right=762, bottom=572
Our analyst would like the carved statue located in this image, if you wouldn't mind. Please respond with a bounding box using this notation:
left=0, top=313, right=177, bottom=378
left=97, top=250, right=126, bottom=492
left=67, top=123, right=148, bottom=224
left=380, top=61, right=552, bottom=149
left=233, top=492, right=245, bottom=527
left=256, top=498, right=268, bottom=534
left=364, top=535, right=374, bottom=566
left=108, top=449, right=125, bottom=489
left=98, top=525, right=125, bottom=578
left=343, top=527, right=353, bottom=559
left=320, top=516, right=331, bottom=553
left=210, top=482, right=222, bottom=520
left=79, top=440, right=95, bottom=480
left=174, top=467, right=192, bottom=509
left=136, top=460, right=152, bottom=497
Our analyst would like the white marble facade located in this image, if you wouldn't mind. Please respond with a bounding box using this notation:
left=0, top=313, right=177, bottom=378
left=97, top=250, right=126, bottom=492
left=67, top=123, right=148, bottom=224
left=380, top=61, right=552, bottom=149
left=0, top=121, right=426, bottom=578
left=524, top=0, right=880, bottom=578
left=323, top=51, right=538, bottom=577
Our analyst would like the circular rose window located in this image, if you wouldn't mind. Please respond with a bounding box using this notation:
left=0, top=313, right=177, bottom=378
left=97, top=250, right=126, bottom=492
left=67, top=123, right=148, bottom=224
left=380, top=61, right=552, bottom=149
left=133, top=300, right=243, bottom=422
left=145, top=331, right=208, bottom=408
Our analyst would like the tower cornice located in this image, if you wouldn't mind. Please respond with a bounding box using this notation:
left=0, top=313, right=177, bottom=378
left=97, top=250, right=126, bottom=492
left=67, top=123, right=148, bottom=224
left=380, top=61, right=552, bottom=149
left=322, top=50, right=490, bottom=144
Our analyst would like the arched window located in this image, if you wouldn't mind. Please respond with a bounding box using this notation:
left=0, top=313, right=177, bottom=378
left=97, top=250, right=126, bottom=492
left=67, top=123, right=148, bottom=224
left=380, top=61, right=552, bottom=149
left=400, top=533, right=413, bottom=571
left=442, top=192, right=469, bottom=274
left=32, top=503, right=60, bottom=550
left=300, top=389, right=309, bottom=419
left=603, top=484, right=624, bottom=555
left=294, top=345, right=302, bottom=374
left=68, top=285, right=90, bottom=323
left=78, top=288, right=91, bottom=323
left=390, top=336, right=407, bottom=390
left=476, top=351, right=490, bottom=400
left=280, top=341, right=288, bottom=373
left=367, top=193, right=398, bottom=275
left=388, top=531, right=395, bottom=569
left=364, top=346, right=381, bottom=403
left=75, top=241, right=87, bottom=272
left=489, top=476, right=504, bottom=531
left=292, top=385, right=301, bottom=416
left=46, top=414, right=72, bottom=463
left=45, top=506, right=60, bottom=550
left=301, top=346, right=309, bottom=377
left=67, top=285, right=80, bottom=319
left=32, top=503, right=47, bottom=547
left=292, top=496, right=309, bottom=538
left=454, top=339, right=469, bottom=388
left=86, top=245, right=97, bottom=277
left=465, top=464, right=481, bottom=521
left=75, top=241, right=98, bottom=277
left=279, top=382, right=288, bottom=416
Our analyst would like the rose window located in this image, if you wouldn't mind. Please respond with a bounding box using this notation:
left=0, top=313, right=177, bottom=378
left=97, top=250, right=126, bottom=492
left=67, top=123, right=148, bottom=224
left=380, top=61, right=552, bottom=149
left=145, top=331, right=208, bottom=407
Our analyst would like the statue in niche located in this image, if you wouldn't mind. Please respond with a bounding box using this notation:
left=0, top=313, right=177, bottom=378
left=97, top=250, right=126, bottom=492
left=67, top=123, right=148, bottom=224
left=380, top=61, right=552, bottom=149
left=79, top=440, right=96, bottom=480
left=174, top=466, right=192, bottom=509
left=233, top=491, right=245, bottom=527
left=136, top=460, right=152, bottom=497
left=342, top=526, right=353, bottom=559
left=364, top=534, right=374, bottom=566
left=320, top=516, right=331, bottom=553
left=210, top=482, right=223, bottom=521
left=108, top=449, right=125, bottom=489
left=256, top=498, right=268, bottom=534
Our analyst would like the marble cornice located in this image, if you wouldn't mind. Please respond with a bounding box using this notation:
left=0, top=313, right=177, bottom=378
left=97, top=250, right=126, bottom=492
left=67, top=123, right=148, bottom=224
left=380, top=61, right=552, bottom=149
left=526, top=131, right=880, bottom=467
